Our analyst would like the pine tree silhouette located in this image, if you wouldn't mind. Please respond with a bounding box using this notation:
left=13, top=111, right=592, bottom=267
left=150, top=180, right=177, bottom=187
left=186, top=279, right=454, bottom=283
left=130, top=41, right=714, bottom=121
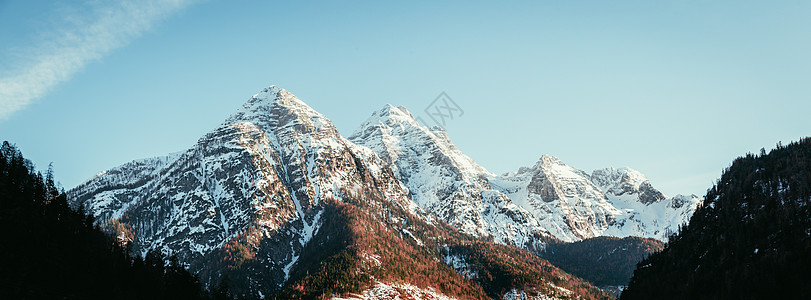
left=0, top=141, right=211, bottom=300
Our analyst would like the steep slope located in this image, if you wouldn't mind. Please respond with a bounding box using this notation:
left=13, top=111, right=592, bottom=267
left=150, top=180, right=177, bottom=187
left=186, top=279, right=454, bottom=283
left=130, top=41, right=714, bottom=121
left=591, top=168, right=701, bottom=240
left=490, top=157, right=701, bottom=242
left=69, top=86, right=417, bottom=297
left=275, top=188, right=610, bottom=300
left=351, top=105, right=700, bottom=247
left=490, top=156, right=622, bottom=242
left=348, top=105, right=552, bottom=249
left=68, top=86, right=610, bottom=299
left=622, top=138, right=811, bottom=299
left=539, top=236, right=664, bottom=294
left=442, top=240, right=612, bottom=299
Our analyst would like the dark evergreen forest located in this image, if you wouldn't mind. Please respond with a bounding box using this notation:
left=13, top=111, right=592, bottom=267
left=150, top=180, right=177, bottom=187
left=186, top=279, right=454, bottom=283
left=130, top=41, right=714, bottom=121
left=622, top=138, right=811, bottom=299
left=0, top=141, right=216, bottom=300
left=540, top=236, right=664, bottom=288
left=11, top=135, right=808, bottom=299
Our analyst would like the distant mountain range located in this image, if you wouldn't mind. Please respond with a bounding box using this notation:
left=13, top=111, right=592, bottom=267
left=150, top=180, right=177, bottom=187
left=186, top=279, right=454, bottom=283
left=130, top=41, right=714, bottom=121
left=349, top=103, right=700, bottom=245
left=68, top=85, right=702, bottom=299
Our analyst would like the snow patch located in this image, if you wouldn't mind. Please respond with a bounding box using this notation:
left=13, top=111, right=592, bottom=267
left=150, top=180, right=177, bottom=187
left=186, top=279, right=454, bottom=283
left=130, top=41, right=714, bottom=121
left=331, top=281, right=456, bottom=300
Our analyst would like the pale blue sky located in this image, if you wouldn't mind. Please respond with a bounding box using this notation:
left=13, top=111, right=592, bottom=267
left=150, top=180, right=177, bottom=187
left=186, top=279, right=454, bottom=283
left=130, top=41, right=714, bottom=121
left=1, top=0, right=809, bottom=197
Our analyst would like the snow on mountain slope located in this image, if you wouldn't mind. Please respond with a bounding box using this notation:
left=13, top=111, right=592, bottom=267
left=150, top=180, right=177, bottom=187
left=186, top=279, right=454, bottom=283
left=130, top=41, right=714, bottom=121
left=502, top=289, right=563, bottom=300
left=591, top=168, right=701, bottom=240
left=489, top=156, right=622, bottom=242
left=491, top=159, right=702, bottom=242
left=69, top=86, right=416, bottom=296
left=67, top=86, right=618, bottom=299
left=351, top=105, right=701, bottom=245
left=591, top=167, right=664, bottom=205
left=349, top=105, right=552, bottom=248
left=332, top=281, right=457, bottom=300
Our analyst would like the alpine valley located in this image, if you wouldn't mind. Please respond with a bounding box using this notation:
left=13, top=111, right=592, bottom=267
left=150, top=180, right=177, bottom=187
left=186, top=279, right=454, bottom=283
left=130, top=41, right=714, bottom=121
left=67, top=85, right=702, bottom=299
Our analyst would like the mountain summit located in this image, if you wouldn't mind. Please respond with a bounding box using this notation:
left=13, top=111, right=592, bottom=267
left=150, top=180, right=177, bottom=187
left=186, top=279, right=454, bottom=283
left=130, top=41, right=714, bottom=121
left=69, top=86, right=612, bottom=299
left=70, top=86, right=419, bottom=296
left=352, top=105, right=701, bottom=245
left=350, top=104, right=551, bottom=249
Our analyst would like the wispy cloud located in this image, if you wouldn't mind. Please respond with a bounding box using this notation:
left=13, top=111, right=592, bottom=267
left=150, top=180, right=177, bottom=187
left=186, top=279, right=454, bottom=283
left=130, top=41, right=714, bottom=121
left=0, top=0, right=198, bottom=120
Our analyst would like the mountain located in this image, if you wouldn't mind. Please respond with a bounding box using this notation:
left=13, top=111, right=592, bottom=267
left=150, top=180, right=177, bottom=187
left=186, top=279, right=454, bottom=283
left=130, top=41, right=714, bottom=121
left=489, top=156, right=621, bottom=242
left=621, top=138, right=811, bottom=299
left=591, top=167, right=700, bottom=240
left=539, top=236, right=664, bottom=296
left=348, top=105, right=552, bottom=250
left=491, top=159, right=701, bottom=243
left=70, top=86, right=417, bottom=296
left=69, top=86, right=610, bottom=299
left=351, top=105, right=701, bottom=246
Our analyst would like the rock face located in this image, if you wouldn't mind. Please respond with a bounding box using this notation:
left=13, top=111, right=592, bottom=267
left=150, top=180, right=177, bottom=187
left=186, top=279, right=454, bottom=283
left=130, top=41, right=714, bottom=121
left=490, top=156, right=623, bottom=242
left=68, top=85, right=699, bottom=298
left=591, top=168, right=665, bottom=205
left=69, top=86, right=416, bottom=295
left=590, top=167, right=701, bottom=240
left=351, top=106, right=702, bottom=244
left=487, top=159, right=700, bottom=243
left=348, top=105, right=551, bottom=250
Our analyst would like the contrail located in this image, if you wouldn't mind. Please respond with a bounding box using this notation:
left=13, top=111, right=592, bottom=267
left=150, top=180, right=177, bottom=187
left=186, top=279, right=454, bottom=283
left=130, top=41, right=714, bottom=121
left=0, top=0, right=199, bottom=120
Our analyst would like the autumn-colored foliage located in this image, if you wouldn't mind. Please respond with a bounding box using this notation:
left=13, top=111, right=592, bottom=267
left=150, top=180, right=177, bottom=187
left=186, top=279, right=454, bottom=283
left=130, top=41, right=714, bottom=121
left=269, top=187, right=610, bottom=299
left=445, top=241, right=612, bottom=299
left=273, top=197, right=489, bottom=300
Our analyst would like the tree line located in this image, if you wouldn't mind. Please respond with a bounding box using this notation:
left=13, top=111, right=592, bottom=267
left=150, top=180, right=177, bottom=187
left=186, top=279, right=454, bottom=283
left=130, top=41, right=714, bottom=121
left=0, top=141, right=229, bottom=299
left=621, top=138, right=811, bottom=299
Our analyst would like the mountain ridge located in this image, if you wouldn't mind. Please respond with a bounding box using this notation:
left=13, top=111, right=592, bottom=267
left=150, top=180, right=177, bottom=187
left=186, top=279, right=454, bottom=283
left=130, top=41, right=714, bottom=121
left=70, top=85, right=423, bottom=296
left=351, top=103, right=702, bottom=245
left=68, top=85, right=613, bottom=299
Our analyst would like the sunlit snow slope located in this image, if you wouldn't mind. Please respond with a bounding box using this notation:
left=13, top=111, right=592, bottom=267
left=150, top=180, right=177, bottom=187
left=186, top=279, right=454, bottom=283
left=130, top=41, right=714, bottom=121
left=69, top=86, right=417, bottom=296
left=351, top=106, right=701, bottom=244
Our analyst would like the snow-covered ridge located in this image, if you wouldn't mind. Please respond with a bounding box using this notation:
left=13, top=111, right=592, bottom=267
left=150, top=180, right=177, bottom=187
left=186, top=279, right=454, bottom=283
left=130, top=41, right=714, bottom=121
left=351, top=105, right=702, bottom=244
left=492, top=156, right=701, bottom=242
left=68, top=85, right=420, bottom=296
left=350, top=104, right=489, bottom=178
left=489, top=155, right=620, bottom=242
left=349, top=104, right=551, bottom=248
left=68, top=84, right=701, bottom=297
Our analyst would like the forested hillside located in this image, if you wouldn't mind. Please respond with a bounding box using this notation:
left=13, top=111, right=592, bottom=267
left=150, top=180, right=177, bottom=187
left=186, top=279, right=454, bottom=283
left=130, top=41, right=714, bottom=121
left=0, top=140, right=611, bottom=300
left=540, top=236, right=663, bottom=288
left=622, top=138, right=811, bottom=299
left=0, top=141, right=209, bottom=300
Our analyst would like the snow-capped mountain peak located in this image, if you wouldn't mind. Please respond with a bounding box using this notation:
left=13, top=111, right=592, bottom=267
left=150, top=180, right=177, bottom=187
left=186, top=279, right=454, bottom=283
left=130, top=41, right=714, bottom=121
left=68, top=85, right=417, bottom=295
left=223, top=85, right=340, bottom=139
left=350, top=105, right=551, bottom=247
left=492, top=155, right=619, bottom=241
left=591, top=167, right=648, bottom=188
left=533, top=155, right=593, bottom=180
left=65, top=85, right=673, bottom=299
left=353, top=104, right=425, bottom=135
left=352, top=109, right=701, bottom=243
left=591, top=167, right=666, bottom=205
left=379, top=104, right=418, bottom=123
left=537, top=154, right=564, bottom=166
left=350, top=104, right=488, bottom=177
